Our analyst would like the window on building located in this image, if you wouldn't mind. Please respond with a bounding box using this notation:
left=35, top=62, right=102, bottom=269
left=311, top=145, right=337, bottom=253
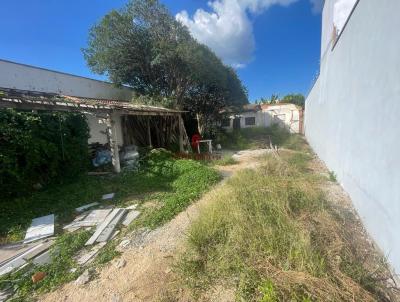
left=245, top=117, right=256, bottom=126
left=221, top=119, right=231, bottom=127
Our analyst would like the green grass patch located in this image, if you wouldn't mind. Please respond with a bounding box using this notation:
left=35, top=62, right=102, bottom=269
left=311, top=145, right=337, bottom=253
left=215, top=124, right=309, bottom=152
left=0, top=149, right=220, bottom=301
left=0, top=149, right=220, bottom=243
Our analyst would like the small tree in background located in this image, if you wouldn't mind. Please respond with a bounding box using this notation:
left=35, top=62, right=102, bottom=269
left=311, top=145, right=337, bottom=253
left=280, top=93, right=305, bottom=108
left=256, top=94, right=279, bottom=105
left=256, top=93, right=305, bottom=108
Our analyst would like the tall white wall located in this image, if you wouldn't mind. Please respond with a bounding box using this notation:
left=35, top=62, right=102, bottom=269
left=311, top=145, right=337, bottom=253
left=305, top=0, right=400, bottom=273
left=0, top=59, right=133, bottom=100
left=321, top=0, right=335, bottom=60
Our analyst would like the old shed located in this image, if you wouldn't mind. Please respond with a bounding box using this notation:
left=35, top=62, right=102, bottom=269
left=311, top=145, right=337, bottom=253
left=0, top=87, right=188, bottom=173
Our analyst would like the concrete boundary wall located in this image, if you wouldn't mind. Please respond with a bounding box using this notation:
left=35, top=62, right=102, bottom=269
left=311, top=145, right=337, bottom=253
left=0, top=59, right=133, bottom=101
left=305, top=0, right=400, bottom=273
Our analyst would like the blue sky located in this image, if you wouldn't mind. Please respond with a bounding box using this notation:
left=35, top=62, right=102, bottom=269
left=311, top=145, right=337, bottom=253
left=0, top=0, right=322, bottom=102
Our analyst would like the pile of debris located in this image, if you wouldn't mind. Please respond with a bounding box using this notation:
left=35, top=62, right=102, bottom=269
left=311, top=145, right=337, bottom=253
left=0, top=192, right=140, bottom=283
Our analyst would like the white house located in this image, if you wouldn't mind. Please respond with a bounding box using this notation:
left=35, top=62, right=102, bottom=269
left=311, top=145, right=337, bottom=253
left=222, top=103, right=303, bottom=133
left=260, top=103, right=303, bottom=133
left=305, top=0, right=400, bottom=273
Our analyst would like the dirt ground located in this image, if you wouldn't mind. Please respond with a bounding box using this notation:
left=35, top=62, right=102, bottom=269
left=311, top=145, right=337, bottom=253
left=41, top=149, right=399, bottom=302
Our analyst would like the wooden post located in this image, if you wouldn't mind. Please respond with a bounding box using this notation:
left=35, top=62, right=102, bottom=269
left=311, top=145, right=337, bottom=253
left=178, top=115, right=184, bottom=152
left=147, top=117, right=152, bottom=149
left=106, top=114, right=121, bottom=173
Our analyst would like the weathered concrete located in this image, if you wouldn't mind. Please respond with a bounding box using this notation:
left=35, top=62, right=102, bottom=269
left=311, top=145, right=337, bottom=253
left=0, top=59, right=133, bottom=100
left=305, top=0, right=400, bottom=273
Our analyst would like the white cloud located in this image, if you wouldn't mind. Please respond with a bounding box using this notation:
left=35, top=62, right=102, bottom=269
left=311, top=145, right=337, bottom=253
left=333, top=0, right=357, bottom=34
left=176, top=0, right=322, bottom=68
left=176, top=1, right=254, bottom=67
left=309, top=0, right=324, bottom=14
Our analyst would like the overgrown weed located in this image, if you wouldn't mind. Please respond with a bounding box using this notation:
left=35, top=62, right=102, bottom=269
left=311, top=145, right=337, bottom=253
left=176, top=148, right=391, bottom=301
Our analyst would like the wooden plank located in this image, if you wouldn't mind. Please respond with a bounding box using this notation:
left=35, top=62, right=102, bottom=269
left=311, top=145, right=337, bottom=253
left=121, top=211, right=140, bottom=227
left=75, top=202, right=99, bottom=212
left=96, top=209, right=127, bottom=243
left=85, top=209, right=122, bottom=246
left=24, top=215, right=54, bottom=244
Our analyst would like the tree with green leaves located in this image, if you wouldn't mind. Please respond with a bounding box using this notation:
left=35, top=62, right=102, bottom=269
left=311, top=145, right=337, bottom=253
left=256, top=94, right=279, bottom=105
left=280, top=93, right=305, bottom=108
left=83, top=0, right=248, bottom=135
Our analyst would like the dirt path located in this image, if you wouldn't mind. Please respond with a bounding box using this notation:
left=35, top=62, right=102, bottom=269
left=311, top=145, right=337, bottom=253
left=41, top=149, right=270, bottom=302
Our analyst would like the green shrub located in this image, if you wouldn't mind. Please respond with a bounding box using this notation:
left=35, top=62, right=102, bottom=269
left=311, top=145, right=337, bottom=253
left=215, top=124, right=307, bottom=151
left=0, top=109, right=89, bottom=197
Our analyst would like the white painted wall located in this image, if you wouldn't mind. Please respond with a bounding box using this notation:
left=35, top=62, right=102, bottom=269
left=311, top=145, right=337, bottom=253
left=305, top=0, right=400, bottom=273
left=86, top=113, right=124, bottom=147
left=0, top=59, right=133, bottom=100
left=222, top=104, right=302, bottom=133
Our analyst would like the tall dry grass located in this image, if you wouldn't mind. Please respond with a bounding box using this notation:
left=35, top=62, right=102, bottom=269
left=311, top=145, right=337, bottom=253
left=177, top=151, right=393, bottom=301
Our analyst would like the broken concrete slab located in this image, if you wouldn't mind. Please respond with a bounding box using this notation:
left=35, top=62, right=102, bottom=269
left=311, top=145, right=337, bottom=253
left=75, top=269, right=92, bottom=286
left=117, top=239, right=131, bottom=251
left=32, top=250, right=52, bottom=266
left=0, top=287, right=13, bottom=302
left=114, top=258, right=126, bottom=269
left=102, top=193, right=115, bottom=200
left=0, top=240, right=53, bottom=276
left=75, top=202, right=100, bottom=213
left=96, top=209, right=127, bottom=243
left=76, top=242, right=106, bottom=266
left=0, top=242, right=38, bottom=266
left=23, top=240, right=54, bottom=261
left=63, top=209, right=112, bottom=230
left=121, top=210, right=140, bottom=226
left=85, top=209, right=123, bottom=246
left=24, top=214, right=54, bottom=243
